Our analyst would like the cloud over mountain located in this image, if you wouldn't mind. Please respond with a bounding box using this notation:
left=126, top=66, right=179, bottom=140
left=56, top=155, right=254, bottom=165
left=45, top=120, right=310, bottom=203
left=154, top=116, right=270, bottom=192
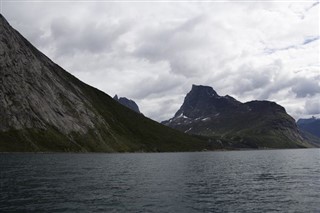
left=2, top=1, right=319, bottom=121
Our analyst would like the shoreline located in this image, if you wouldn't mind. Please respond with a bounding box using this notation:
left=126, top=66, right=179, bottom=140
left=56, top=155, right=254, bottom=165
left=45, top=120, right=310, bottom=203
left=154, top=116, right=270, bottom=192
left=0, top=147, right=318, bottom=154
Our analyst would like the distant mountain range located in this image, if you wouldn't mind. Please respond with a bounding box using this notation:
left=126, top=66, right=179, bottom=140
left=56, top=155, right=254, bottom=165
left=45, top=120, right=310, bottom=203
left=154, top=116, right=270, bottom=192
left=162, top=85, right=315, bottom=149
left=0, top=14, right=208, bottom=152
left=297, top=117, right=320, bottom=138
left=113, top=95, right=141, bottom=114
left=0, top=14, right=318, bottom=152
left=296, top=117, right=320, bottom=147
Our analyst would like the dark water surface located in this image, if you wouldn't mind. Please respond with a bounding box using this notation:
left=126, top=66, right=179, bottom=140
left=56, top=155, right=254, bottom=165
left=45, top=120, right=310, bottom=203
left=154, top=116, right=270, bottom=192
left=1, top=149, right=319, bottom=212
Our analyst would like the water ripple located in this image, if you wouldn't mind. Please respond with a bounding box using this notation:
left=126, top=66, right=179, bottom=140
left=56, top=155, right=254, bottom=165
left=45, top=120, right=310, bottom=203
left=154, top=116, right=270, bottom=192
left=0, top=149, right=319, bottom=212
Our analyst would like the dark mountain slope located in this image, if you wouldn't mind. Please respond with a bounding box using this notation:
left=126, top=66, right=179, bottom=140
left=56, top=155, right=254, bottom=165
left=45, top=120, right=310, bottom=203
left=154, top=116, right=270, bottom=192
left=0, top=14, right=208, bottom=152
left=162, top=85, right=312, bottom=149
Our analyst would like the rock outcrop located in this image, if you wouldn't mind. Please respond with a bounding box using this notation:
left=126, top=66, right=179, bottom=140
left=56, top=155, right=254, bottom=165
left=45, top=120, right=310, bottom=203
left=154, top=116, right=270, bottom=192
left=113, top=95, right=141, bottom=114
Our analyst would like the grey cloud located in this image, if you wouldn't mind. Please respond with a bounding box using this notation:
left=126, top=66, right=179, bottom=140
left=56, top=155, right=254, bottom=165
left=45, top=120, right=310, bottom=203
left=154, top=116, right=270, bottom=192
left=306, top=2, right=319, bottom=12
left=50, top=16, right=130, bottom=56
left=305, top=98, right=320, bottom=114
left=143, top=97, right=184, bottom=122
left=291, top=77, right=320, bottom=98
left=257, top=76, right=320, bottom=100
left=289, top=1, right=319, bottom=19
left=231, top=60, right=283, bottom=97
left=303, top=36, right=319, bottom=45
left=232, top=67, right=272, bottom=94
left=264, top=35, right=319, bottom=55
left=230, top=61, right=320, bottom=103
left=127, top=74, right=185, bottom=99
left=175, top=15, right=205, bottom=32
left=133, top=15, right=211, bottom=77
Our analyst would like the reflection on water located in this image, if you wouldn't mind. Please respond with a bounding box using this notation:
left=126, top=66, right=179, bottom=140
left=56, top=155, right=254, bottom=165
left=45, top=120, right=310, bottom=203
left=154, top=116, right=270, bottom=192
left=1, top=149, right=319, bottom=212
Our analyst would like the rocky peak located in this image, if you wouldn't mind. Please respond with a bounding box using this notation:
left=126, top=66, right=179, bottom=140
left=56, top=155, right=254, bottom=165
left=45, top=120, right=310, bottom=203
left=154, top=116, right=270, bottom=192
left=174, top=85, right=244, bottom=119
left=190, top=84, right=219, bottom=97
left=113, top=95, right=141, bottom=114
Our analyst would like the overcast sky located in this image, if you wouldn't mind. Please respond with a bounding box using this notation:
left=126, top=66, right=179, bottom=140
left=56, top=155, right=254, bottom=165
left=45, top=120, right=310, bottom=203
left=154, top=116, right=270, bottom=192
left=2, top=0, right=319, bottom=121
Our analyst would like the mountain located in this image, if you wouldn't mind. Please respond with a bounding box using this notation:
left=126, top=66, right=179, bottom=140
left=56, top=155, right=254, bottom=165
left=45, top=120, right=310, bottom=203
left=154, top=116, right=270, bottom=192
left=297, top=117, right=320, bottom=147
left=297, top=117, right=320, bottom=138
left=162, top=85, right=312, bottom=149
left=113, top=95, right=141, bottom=113
left=0, top=14, right=208, bottom=152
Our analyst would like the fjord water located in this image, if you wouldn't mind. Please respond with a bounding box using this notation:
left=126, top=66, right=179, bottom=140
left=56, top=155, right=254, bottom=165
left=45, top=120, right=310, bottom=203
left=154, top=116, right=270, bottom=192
left=1, top=149, right=319, bottom=212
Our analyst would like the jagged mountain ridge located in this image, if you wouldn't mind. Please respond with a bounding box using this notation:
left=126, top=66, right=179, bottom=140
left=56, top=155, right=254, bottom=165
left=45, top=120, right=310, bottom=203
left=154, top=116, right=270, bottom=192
left=113, top=95, right=141, bottom=114
left=173, top=85, right=248, bottom=119
left=0, top=14, right=208, bottom=152
left=162, top=85, right=312, bottom=149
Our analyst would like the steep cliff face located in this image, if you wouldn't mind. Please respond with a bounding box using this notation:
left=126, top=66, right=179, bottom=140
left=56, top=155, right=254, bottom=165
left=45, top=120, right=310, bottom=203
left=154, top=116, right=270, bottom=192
left=173, top=85, right=247, bottom=119
left=0, top=14, right=105, bottom=135
left=0, top=14, right=207, bottom=152
left=162, top=85, right=311, bottom=149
